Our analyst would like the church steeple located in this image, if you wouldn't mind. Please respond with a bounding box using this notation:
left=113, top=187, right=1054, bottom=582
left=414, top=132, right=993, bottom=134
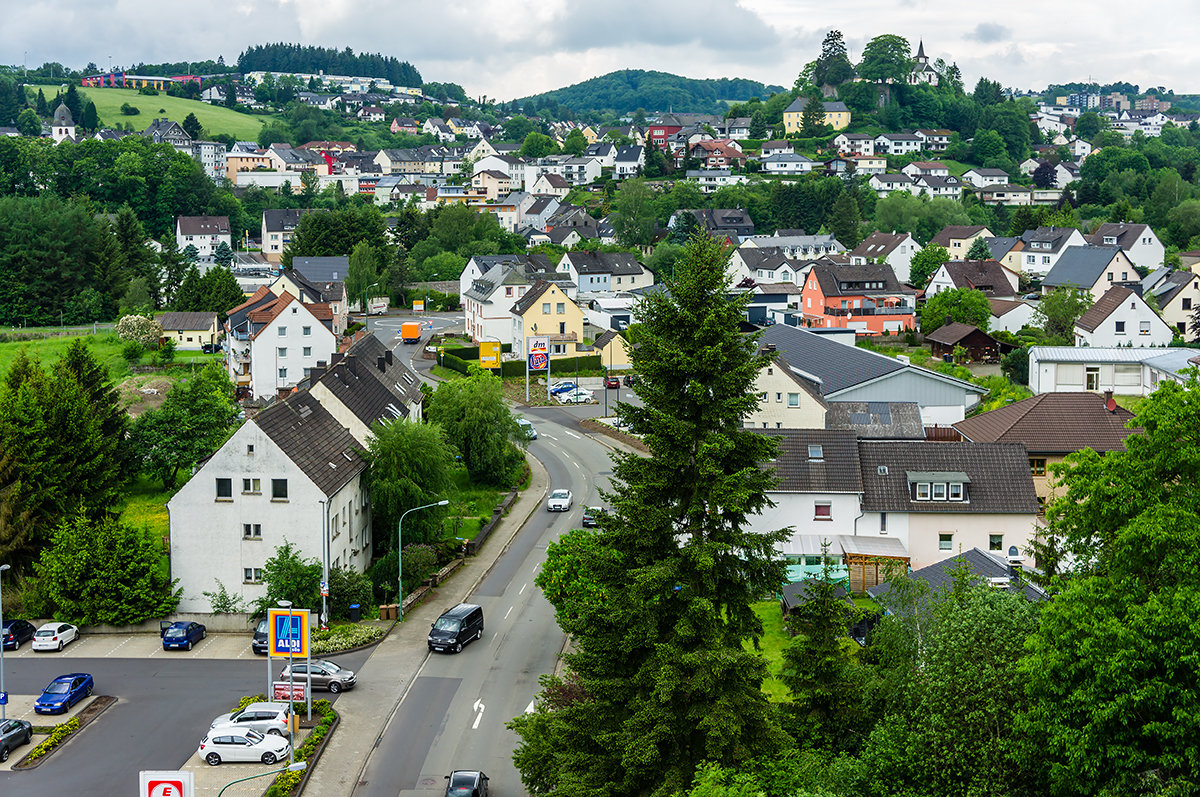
left=916, top=40, right=928, bottom=63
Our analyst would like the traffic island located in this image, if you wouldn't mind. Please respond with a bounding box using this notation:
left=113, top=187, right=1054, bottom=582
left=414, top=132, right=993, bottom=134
left=12, top=695, right=117, bottom=770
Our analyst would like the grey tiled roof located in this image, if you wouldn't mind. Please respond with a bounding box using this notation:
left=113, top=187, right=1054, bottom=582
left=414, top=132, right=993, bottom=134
left=1042, top=246, right=1124, bottom=288
left=754, top=429, right=863, bottom=493
left=825, top=401, right=925, bottom=439
left=254, top=391, right=366, bottom=497
left=759, top=324, right=905, bottom=395
left=867, top=547, right=1047, bottom=602
left=292, top=256, right=350, bottom=283
left=159, top=311, right=217, bottom=331
left=313, top=335, right=423, bottom=426
left=857, top=441, right=1039, bottom=514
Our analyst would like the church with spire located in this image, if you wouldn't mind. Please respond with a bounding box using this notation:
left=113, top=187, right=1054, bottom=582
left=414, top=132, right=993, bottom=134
left=908, top=40, right=940, bottom=87
left=51, top=103, right=77, bottom=144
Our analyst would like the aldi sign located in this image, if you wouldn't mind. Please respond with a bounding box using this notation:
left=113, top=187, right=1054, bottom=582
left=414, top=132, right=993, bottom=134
left=268, top=608, right=309, bottom=658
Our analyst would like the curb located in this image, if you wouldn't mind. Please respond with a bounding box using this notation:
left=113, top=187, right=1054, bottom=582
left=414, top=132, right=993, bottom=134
left=464, top=449, right=551, bottom=599
left=14, top=695, right=117, bottom=770
left=290, top=712, right=341, bottom=796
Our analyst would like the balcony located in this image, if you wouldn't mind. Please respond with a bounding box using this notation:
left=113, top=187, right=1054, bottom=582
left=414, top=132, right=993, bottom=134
left=824, top=306, right=914, bottom=317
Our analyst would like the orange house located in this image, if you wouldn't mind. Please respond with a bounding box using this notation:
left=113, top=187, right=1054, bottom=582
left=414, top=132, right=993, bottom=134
left=800, top=264, right=917, bottom=336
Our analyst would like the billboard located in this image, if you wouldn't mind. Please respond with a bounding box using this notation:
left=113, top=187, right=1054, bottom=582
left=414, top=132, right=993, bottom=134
left=480, top=340, right=501, bottom=369
left=273, top=681, right=308, bottom=702
left=268, top=608, right=309, bottom=658
left=528, top=336, right=549, bottom=370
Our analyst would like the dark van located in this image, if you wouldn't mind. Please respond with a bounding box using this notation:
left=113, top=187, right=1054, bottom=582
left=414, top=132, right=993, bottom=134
left=251, top=619, right=268, bottom=655
left=428, top=603, right=484, bottom=653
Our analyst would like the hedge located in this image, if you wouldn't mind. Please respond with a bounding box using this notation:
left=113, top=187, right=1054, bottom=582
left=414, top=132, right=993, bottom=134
left=443, top=343, right=513, bottom=360
left=26, top=717, right=80, bottom=761
left=264, top=700, right=338, bottom=797
left=443, top=353, right=603, bottom=378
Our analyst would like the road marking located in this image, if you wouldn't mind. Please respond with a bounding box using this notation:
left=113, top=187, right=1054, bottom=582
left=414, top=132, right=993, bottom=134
left=519, top=582, right=527, bottom=595
left=504, top=606, right=513, bottom=620
left=565, top=431, right=581, bottom=439
left=106, top=637, right=133, bottom=657
left=542, top=433, right=556, bottom=440
left=472, top=699, right=485, bottom=729
left=525, top=700, right=536, bottom=714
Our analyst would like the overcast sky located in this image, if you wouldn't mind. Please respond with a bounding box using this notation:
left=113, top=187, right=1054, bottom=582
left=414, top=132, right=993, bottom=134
left=6, top=1, right=1199, bottom=101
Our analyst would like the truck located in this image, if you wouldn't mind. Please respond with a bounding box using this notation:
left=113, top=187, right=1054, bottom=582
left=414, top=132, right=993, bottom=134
left=401, top=322, right=422, bottom=344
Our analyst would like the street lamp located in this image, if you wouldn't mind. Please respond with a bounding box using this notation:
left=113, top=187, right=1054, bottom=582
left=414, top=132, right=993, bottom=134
left=397, top=500, right=449, bottom=620
left=277, top=599, right=295, bottom=764
left=218, top=761, right=306, bottom=797
left=0, top=563, right=9, bottom=720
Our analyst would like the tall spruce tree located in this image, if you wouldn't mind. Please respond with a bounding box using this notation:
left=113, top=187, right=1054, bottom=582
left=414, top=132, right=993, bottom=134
left=800, top=95, right=826, bottom=138
left=512, top=233, right=790, bottom=796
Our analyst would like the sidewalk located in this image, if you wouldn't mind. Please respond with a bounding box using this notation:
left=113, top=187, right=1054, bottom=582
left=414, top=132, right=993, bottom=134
left=299, top=449, right=550, bottom=797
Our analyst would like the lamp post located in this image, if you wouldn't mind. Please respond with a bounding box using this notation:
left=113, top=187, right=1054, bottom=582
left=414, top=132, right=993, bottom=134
left=277, top=599, right=295, bottom=764
left=218, top=761, right=306, bottom=797
left=0, top=563, right=9, bottom=720
left=397, top=500, right=449, bottom=620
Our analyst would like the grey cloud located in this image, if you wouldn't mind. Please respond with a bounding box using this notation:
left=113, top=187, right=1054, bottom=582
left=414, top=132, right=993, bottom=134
left=550, top=0, right=779, bottom=52
left=968, top=23, right=1011, bottom=43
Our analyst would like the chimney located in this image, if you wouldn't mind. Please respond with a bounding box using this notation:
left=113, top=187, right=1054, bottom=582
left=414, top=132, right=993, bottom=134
left=330, top=352, right=344, bottom=366
left=385, top=349, right=393, bottom=365
left=310, top=361, right=326, bottom=381
left=377, top=355, right=386, bottom=373
left=1104, top=389, right=1114, bottom=409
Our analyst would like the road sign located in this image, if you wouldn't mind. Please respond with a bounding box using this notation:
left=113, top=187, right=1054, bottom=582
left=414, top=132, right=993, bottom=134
left=139, top=771, right=194, bottom=797
left=0, top=692, right=7, bottom=705
left=528, top=352, right=548, bottom=371
left=413, top=299, right=425, bottom=312
left=268, top=608, right=309, bottom=658
left=528, top=336, right=549, bottom=355
left=273, top=681, right=308, bottom=702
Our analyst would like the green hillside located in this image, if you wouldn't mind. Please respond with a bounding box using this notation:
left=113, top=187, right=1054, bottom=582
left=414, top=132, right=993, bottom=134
left=516, top=69, right=786, bottom=116
left=31, top=84, right=275, bottom=140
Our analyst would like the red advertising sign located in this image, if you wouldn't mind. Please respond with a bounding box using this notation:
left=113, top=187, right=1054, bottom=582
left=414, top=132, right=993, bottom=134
left=273, top=681, right=307, bottom=702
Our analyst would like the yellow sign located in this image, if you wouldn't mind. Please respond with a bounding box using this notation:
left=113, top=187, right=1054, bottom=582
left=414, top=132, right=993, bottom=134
left=413, top=300, right=425, bottom=312
left=267, top=608, right=309, bottom=658
left=480, top=340, right=501, bottom=369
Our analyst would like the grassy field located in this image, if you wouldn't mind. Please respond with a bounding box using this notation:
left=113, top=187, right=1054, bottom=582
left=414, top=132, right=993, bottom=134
left=749, top=599, right=792, bottom=702
left=30, top=84, right=274, bottom=140
left=0, top=332, right=131, bottom=381
left=117, top=474, right=176, bottom=579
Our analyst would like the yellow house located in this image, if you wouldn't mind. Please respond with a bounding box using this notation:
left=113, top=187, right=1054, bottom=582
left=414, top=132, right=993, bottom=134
left=158, top=311, right=219, bottom=350
left=511, top=280, right=584, bottom=360
left=580, top=125, right=599, bottom=144
left=783, top=99, right=852, bottom=134
left=594, top=329, right=633, bottom=371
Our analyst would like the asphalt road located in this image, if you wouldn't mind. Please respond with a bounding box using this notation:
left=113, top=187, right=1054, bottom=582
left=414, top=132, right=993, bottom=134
left=353, top=407, right=618, bottom=797
left=0, top=647, right=372, bottom=792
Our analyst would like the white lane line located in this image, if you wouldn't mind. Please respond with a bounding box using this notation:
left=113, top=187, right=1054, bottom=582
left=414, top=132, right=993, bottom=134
left=519, top=582, right=528, bottom=595
left=565, top=431, right=581, bottom=439
left=542, top=433, right=557, bottom=440
left=504, top=606, right=513, bottom=620
left=472, top=699, right=485, bottom=730
left=106, top=637, right=134, bottom=657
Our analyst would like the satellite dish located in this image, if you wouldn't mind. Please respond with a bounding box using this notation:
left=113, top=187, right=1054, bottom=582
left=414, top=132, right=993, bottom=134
left=1105, top=397, right=1117, bottom=413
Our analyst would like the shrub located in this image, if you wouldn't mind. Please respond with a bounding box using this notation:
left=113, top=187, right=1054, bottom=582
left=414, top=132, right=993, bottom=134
left=122, top=341, right=144, bottom=362
left=327, top=567, right=373, bottom=622
left=311, top=624, right=384, bottom=655
left=120, top=103, right=140, bottom=115
left=264, top=701, right=337, bottom=796
left=115, top=314, right=163, bottom=347
left=202, top=579, right=247, bottom=613
left=26, top=717, right=81, bottom=761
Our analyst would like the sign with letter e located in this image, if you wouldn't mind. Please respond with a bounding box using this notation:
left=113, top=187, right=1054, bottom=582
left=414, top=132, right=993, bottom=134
left=140, top=771, right=194, bottom=797
left=268, top=608, right=309, bottom=658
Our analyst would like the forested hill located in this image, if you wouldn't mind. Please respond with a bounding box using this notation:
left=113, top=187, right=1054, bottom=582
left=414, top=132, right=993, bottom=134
left=516, top=69, right=786, bottom=115
left=235, top=44, right=422, bottom=87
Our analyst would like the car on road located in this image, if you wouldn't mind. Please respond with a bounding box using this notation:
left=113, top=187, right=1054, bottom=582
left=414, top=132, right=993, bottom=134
left=161, top=621, right=207, bottom=651
left=34, top=673, right=94, bottom=715
left=623, top=374, right=639, bottom=387
left=548, top=380, right=578, bottom=396
left=2, top=618, right=36, bottom=650
left=557, top=388, right=593, bottom=404
left=251, top=618, right=269, bottom=654
left=515, top=417, right=537, bottom=440
left=279, top=659, right=358, bottom=693
left=198, top=727, right=290, bottom=766
left=428, top=603, right=485, bottom=654
left=581, top=507, right=606, bottom=528
left=445, top=770, right=490, bottom=797
left=604, top=375, right=620, bottom=389
left=0, top=718, right=33, bottom=763
left=32, top=621, right=79, bottom=652
left=210, top=702, right=292, bottom=737
left=547, top=489, right=573, bottom=512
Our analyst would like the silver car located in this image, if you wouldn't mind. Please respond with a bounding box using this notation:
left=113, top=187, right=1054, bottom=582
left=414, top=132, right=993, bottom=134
left=0, top=718, right=32, bottom=763
left=198, top=727, right=289, bottom=766
left=210, top=701, right=291, bottom=737
left=279, top=659, right=357, bottom=693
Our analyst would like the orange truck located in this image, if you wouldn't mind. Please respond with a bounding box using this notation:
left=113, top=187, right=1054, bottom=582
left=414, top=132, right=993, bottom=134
left=401, top=322, right=422, bottom=344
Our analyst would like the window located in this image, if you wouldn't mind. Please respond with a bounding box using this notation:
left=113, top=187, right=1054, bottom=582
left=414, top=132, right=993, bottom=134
left=278, top=347, right=287, bottom=357
left=989, top=534, right=1003, bottom=551
left=775, top=392, right=783, bottom=403
left=1030, top=458, right=1047, bottom=476
left=216, top=478, right=232, bottom=499
left=243, top=568, right=263, bottom=583
left=932, top=483, right=947, bottom=500
left=278, top=367, right=288, bottom=379
left=814, top=502, right=832, bottom=521
left=759, top=392, right=768, bottom=402
left=558, top=322, right=566, bottom=334
left=880, top=512, right=887, bottom=533
left=551, top=343, right=567, bottom=355
left=246, top=444, right=255, bottom=455
left=916, top=483, right=931, bottom=500
left=1115, top=321, right=1126, bottom=334
left=1139, top=321, right=1151, bottom=335
left=243, top=523, right=262, bottom=539
left=242, top=478, right=261, bottom=494
left=278, top=326, right=286, bottom=336
left=1042, top=256, right=1051, bottom=265
left=542, top=303, right=551, bottom=314
left=302, top=326, right=311, bottom=336
left=787, top=393, right=800, bottom=407
left=948, top=483, right=963, bottom=501
left=1107, top=272, right=1114, bottom=282
left=938, top=533, right=953, bottom=551
left=808, top=445, right=824, bottom=461
left=505, top=287, right=513, bottom=297
left=271, top=479, right=288, bottom=500
left=1122, top=272, right=1128, bottom=281
left=1184, top=298, right=1193, bottom=311
left=556, top=302, right=565, bottom=314
left=303, top=346, right=311, bottom=357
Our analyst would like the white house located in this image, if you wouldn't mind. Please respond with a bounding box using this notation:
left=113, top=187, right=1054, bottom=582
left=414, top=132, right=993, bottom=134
left=1073, top=285, right=1175, bottom=347
left=225, top=288, right=338, bottom=400
left=168, top=391, right=370, bottom=612
left=869, top=173, right=917, bottom=197
left=926, top=259, right=1019, bottom=298
left=761, top=154, right=815, bottom=175
left=306, top=335, right=425, bottom=441
left=849, top=231, right=921, bottom=284
left=1029, top=346, right=1200, bottom=396
left=988, top=298, right=1038, bottom=334
left=874, top=133, right=924, bottom=156
left=614, top=146, right=644, bottom=179
left=901, top=161, right=949, bottom=179
left=833, top=133, right=876, bottom=156
left=961, top=168, right=1011, bottom=188
left=1018, top=227, right=1088, bottom=277
left=1143, top=266, right=1200, bottom=341
left=461, top=254, right=564, bottom=344
left=176, top=215, right=231, bottom=262
left=760, top=140, right=794, bottom=158
left=1085, top=222, right=1165, bottom=270
left=557, top=251, right=653, bottom=292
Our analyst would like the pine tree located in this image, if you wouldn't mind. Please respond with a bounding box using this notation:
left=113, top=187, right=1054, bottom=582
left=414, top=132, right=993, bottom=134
left=80, top=101, right=99, bottom=132
left=174, top=265, right=203, bottom=311
left=829, top=191, right=862, bottom=249
left=966, top=236, right=993, bottom=260
left=199, top=266, right=247, bottom=321
left=63, top=84, right=83, bottom=123
left=158, top=240, right=190, bottom=308
left=35, top=88, right=49, bottom=117
left=800, top=95, right=826, bottom=138
left=112, top=205, right=162, bottom=307
left=512, top=234, right=790, bottom=796
left=182, top=112, right=202, bottom=140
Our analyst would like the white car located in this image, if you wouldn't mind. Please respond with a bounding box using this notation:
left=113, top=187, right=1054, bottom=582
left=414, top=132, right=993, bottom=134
left=557, top=389, right=593, bottom=405
left=547, top=489, right=573, bottom=512
left=32, top=622, right=79, bottom=652
left=198, top=727, right=290, bottom=766
left=210, top=702, right=292, bottom=737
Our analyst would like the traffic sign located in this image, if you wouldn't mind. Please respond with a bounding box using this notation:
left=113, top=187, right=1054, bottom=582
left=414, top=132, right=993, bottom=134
left=268, top=607, right=309, bottom=658
left=0, top=691, right=7, bottom=705
left=528, top=352, right=548, bottom=371
left=139, top=771, right=194, bottom=797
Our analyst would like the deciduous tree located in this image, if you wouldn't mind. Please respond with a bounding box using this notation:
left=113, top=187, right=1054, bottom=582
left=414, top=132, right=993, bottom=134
left=920, top=287, right=992, bottom=333
left=857, top=34, right=911, bottom=84
left=366, top=419, right=454, bottom=547
left=426, top=369, right=523, bottom=487
left=905, top=243, right=950, bottom=288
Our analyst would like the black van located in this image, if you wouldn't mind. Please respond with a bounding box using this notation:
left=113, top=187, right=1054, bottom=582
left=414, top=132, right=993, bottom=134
left=251, top=619, right=268, bottom=654
left=428, top=603, right=484, bottom=653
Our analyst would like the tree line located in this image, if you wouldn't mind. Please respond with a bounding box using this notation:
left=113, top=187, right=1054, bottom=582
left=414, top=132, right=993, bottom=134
left=236, top=43, right=422, bottom=89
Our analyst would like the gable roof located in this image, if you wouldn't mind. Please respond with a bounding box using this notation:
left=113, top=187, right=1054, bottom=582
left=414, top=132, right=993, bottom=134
left=984, top=236, right=1022, bottom=261
left=857, top=441, right=1039, bottom=514
left=754, top=429, right=863, bottom=493
left=511, top=280, right=560, bottom=315
left=952, top=392, right=1134, bottom=455
left=254, top=391, right=366, bottom=496
left=1019, top=226, right=1078, bottom=253
left=1042, top=245, right=1125, bottom=288
left=291, top=256, right=350, bottom=283
left=809, top=263, right=909, bottom=297
left=868, top=548, right=1047, bottom=603
left=987, top=297, right=1029, bottom=317
left=312, top=335, right=423, bottom=426
left=177, top=215, right=230, bottom=236
left=824, top=401, right=925, bottom=439
left=1085, top=222, right=1153, bottom=251
left=929, top=225, right=990, bottom=247
left=1075, top=285, right=1137, bottom=332
left=563, top=251, right=645, bottom=276
left=925, top=322, right=994, bottom=347
left=937, top=260, right=1017, bottom=298
left=850, top=231, right=912, bottom=260
left=159, top=311, right=217, bottom=331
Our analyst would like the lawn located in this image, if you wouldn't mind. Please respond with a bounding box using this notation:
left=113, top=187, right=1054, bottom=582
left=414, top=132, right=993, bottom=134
left=749, top=599, right=792, bottom=703
left=31, top=84, right=275, bottom=140
left=441, top=467, right=506, bottom=541
left=117, top=474, right=177, bottom=579
left=0, top=332, right=130, bottom=381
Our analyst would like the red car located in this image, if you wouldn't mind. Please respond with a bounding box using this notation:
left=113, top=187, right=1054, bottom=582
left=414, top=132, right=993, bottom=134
left=604, top=376, right=620, bottom=389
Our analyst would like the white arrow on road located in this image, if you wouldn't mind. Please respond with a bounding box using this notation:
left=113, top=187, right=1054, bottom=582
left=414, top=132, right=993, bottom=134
left=472, top=699, right=485, bottom=729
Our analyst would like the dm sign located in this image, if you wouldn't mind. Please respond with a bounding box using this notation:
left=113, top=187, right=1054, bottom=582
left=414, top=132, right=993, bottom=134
left=268, top=607, right=309, bottom=658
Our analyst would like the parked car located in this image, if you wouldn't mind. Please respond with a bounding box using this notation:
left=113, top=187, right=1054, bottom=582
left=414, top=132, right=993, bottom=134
left=547, top=489, right=573, bottom=512
left=2, top=619, right=36, bottom=651
left=210, top=702, right=291, bottom=737
left=32, top=622, right=79, bottom=652
left=557, top=389, right=593, bottom=404
left=445, top=770, right=490, bottom=797
left=279, top=659, right=357, bottom=693
left=604, top=375, right=620, bottom=389
left=201, top=342, right=221, bottom=354
left=251, top=618, right=269, bottom=655
left=198, top=727, right=289, bottom=766
left=161, top=621, right=207, bottom=651
left=34, top=673, right=94, bottom=715
left=622, top=374, right=639, bottom=387
left=548, top=380, right=578, bottom=396
left=0, top=718, right=33, bottom=763
left=428, top=603, right=485, bottom=654
left=515, top=418, right=537, bottom=440
left=581, top=507, right=606, bottom=528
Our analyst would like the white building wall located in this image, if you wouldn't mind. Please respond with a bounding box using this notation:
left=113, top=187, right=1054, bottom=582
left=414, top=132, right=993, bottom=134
left=246, top=305, right=338, bottom=400
left=991, top=303, right=1038, bottom=333
left=1074, top=299, right=1173, bottom=347
left=854, top=511, right=911, bottom=557
left=754, top=493, right=864, bottom=549
left=904, top=512, right=1037, bottom=570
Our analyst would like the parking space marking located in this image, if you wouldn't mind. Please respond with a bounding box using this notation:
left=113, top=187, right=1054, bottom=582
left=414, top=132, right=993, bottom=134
left=105, top=636, right=135, bottom=656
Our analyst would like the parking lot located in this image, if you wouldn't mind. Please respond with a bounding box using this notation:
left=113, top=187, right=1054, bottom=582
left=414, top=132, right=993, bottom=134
left=3, top=632, right=259, bottom=661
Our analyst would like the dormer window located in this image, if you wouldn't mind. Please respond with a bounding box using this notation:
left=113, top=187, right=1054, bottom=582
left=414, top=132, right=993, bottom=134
left=932, top=483, right=947, bottom=500
left=808, top=445, right=824, bottom=461
left=948, top=483, right=964, bottom=501
left=916, top=483, right=931, bottom=500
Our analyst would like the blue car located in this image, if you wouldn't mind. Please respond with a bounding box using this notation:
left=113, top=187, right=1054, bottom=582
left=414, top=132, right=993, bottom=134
left=548, top=380, right=578, bottom=396
left=35, top=673, right=94, bottom=715
left=161, top=621, right=207, bottom=650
